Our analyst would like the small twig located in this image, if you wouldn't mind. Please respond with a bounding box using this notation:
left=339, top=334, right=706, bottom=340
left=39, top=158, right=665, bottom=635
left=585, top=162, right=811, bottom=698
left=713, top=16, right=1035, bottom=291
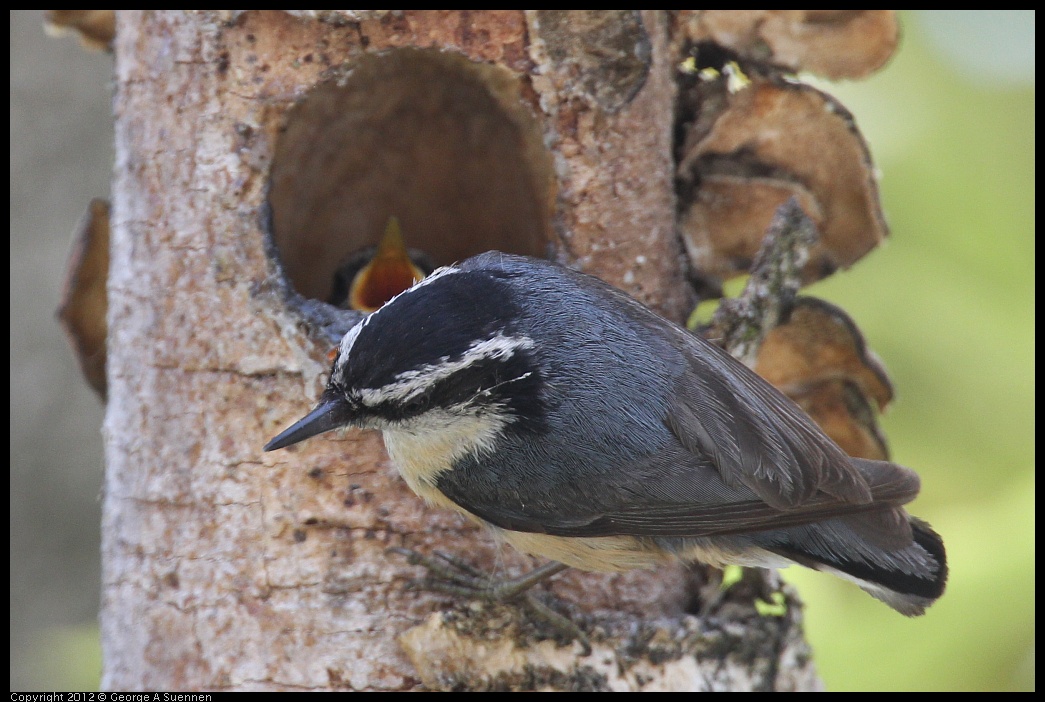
left=708, top=197, right=818, bottom=365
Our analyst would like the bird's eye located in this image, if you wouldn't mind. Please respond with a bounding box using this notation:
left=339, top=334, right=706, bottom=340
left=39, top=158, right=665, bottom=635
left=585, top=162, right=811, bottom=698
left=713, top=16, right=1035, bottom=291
left=400, top=396, right=427, bottom=415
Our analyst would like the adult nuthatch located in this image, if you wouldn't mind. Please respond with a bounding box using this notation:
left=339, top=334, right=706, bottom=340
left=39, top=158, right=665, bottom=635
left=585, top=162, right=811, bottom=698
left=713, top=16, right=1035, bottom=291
left=267, top=252, right=947, bottom=616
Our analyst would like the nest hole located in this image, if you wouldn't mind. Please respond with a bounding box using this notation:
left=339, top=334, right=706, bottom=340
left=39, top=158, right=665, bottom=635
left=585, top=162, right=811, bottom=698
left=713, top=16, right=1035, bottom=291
left=268, top=48, right=555, bottom=304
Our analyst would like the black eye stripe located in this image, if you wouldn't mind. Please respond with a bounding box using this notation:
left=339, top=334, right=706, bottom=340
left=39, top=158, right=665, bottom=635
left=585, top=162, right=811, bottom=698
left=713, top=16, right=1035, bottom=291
left=357, top=350, right=546, bottom=430
left=340, top=269, right=524, bottom=393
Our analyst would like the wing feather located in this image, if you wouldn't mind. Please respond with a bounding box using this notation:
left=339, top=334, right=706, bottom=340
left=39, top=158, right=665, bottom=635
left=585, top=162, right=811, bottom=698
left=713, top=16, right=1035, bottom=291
left=666, top=330, right=873, bottom=509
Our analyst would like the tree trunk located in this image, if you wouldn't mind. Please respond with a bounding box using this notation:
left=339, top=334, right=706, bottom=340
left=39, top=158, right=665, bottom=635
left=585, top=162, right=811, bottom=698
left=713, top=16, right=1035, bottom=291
left=99, top=10, right=873, bottom=690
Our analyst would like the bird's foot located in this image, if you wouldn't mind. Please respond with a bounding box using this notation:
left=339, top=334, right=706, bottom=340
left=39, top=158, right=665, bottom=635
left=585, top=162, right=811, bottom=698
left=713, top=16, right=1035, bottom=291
left=387, top=547, right=591, bottom=655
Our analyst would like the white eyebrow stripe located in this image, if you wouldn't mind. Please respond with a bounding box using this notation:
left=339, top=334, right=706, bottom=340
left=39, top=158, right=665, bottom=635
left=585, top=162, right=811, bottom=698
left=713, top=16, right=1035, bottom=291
left=332, top=319, right=367, bottom=387
left=407, top=264, right=460, bottom=290
left=374, top=264, right=461, bottom=315
left=339, top=320, right=367, bottom=359
left=332, top=265, right=461, bottom=383
left=358, top=333, right=535, bottom=406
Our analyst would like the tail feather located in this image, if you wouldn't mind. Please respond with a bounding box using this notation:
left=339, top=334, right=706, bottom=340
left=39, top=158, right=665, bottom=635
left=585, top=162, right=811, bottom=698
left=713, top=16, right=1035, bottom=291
left=772, top=511, right=947, bottom=616
left=769, top=458, right=947, bottom=615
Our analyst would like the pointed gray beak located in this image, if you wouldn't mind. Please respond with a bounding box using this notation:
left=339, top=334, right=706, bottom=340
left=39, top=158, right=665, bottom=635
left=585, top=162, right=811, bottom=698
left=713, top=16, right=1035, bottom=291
left=264, top=398, right=352, bottom=452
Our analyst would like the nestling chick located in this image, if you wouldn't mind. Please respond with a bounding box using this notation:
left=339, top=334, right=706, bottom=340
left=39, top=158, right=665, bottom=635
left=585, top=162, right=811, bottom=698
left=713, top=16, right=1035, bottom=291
left=327, top=217, right=433, bottom=312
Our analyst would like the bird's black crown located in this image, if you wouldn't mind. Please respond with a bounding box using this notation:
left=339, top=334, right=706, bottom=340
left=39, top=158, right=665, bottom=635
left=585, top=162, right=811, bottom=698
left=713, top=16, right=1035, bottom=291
left=328, top=266, right=545, bottom=429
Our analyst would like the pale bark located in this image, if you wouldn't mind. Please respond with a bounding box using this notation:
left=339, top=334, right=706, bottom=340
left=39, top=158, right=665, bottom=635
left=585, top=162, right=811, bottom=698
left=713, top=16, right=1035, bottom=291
left=101, top=10, right=832, bottom=690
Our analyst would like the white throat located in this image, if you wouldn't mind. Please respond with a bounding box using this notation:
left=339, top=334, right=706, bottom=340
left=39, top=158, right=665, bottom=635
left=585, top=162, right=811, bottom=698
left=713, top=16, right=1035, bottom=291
left=381, top=408, right=509, bottom=510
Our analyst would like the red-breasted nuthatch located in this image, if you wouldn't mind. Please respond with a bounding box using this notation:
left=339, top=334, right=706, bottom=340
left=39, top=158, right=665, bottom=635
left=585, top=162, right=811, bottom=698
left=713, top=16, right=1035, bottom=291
left=267, top=252, right=947, bottom=616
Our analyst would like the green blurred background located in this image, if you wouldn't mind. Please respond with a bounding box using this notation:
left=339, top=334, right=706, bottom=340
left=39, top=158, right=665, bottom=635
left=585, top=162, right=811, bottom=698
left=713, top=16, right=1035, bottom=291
left=9, top=10, right=1034, bottom=691
left=789, top=10, right=1035, bottom=692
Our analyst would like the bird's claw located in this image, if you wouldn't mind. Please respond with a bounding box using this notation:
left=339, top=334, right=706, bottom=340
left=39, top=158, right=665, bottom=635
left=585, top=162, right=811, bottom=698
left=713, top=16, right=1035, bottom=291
left=387, top=546, right=591, bottom=655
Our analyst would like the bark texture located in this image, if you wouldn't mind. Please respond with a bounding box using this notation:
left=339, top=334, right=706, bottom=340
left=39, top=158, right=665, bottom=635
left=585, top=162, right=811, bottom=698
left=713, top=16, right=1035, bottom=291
left=97, top=10, right=900, bottom=690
